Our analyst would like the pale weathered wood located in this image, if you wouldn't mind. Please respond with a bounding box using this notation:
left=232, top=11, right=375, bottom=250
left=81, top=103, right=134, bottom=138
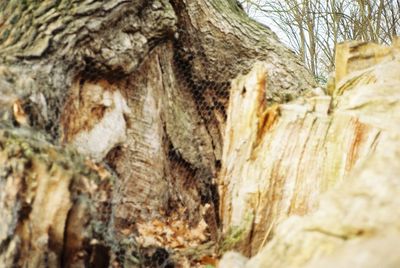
left=219, top=62, right=381, bottom=256
left=218, top=40, right=400, bottom=267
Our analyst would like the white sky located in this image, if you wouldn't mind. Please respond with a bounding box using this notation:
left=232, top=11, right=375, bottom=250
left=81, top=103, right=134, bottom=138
left=242, top=3, right=293, bottom=48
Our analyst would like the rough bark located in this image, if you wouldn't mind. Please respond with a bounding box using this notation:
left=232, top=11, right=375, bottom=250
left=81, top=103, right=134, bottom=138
left=0, top=0, right=315, bottom=267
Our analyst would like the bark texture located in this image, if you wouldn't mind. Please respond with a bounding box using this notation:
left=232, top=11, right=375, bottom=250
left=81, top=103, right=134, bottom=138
left=0, top=0, right=316, bottom=267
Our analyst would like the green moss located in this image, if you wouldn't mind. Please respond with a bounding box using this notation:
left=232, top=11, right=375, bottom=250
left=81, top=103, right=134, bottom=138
left=218, top=212, right=254, bottom=253
left=1, top=29, right=10, bottom=42
left=211, top=0, right=264, bottom=32
left=10, top=14, right=20, bottom=25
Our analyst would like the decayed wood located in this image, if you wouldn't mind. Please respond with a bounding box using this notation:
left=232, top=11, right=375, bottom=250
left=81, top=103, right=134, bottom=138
left=0, top=0, right=317, bottom=266
left=219, top=62, right=380, bottom=256
left=218, top=40, right=400, bottom=266
left=1, top=0, right=399, bottom=267
left=0, top=125, right=114, bottom=268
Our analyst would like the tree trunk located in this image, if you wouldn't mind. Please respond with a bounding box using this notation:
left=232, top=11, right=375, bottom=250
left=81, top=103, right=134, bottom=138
left=0, top=0, right=315, bottom=267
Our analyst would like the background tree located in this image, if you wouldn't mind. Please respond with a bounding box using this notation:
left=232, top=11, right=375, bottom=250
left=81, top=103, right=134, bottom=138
left=240, top=0, right=400, bottom=80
